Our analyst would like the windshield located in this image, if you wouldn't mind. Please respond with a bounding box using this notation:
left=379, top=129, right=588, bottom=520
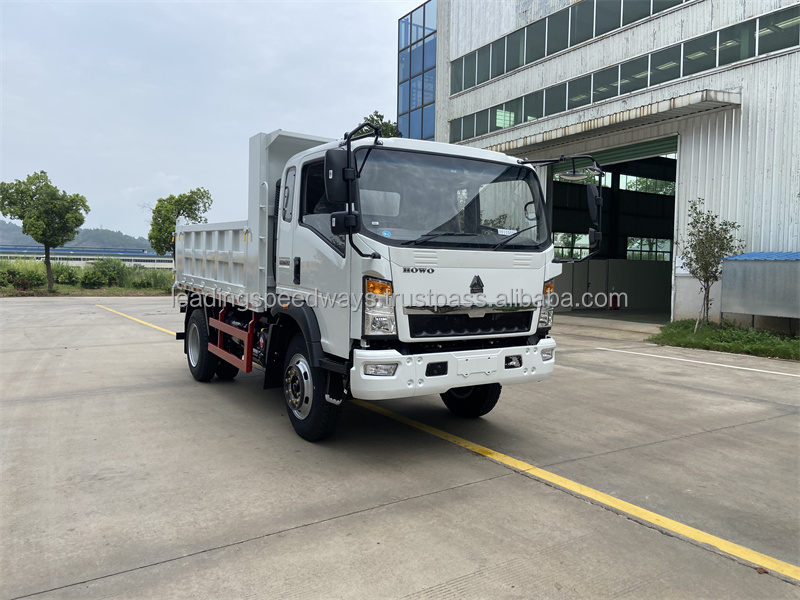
left=354, top=148, right=549, bottom=250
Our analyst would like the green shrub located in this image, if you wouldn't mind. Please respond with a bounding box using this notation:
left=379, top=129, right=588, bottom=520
left=0, top=259, right=47, bottom=290
left=81, top=268, right=108, bottom=289
left=122, top=265, right=173, bottom=291
left=90, top=258, right=129, bottom=287
left=51, top=262, right=81, bottom=286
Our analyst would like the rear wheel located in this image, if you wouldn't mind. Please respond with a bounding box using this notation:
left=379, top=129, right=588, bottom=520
left=187, top=309, right=219, bottom=382
left=441, top=383, right=501, bottom=418
left=215, top=360, right=239, bottom=380
left=283, top=333, right=342, bottom=441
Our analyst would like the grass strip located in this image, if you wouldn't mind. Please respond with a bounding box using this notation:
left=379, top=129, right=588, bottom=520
left=650, top=319, right=799, bottom=361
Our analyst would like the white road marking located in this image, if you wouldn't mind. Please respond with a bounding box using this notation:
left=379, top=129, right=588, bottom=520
left=596, top=347, right=800, bottom=378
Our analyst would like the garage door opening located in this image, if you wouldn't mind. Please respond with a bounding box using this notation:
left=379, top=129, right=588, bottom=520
left=550, top=137, right=677, bottom=323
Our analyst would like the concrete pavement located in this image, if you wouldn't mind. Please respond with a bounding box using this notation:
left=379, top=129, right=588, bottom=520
left=1, top=297, right=797, bottom=599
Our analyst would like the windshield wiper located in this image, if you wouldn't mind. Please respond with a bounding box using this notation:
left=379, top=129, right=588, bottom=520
left=402, top=232, right=478, bottom=246
left=491, top=225, right=539, bottom=250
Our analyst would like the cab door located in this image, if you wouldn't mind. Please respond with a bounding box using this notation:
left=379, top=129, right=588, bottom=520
left=276, top=166, right=297, bottom=285
left=289, top=158, right=351, bottom=359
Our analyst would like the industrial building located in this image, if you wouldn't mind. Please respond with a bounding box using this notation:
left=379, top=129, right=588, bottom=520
left=397, top=0, right=799, bottom=323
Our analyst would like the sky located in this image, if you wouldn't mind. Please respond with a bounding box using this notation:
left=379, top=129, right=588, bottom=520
left=1, top=0, right=421, bottom=239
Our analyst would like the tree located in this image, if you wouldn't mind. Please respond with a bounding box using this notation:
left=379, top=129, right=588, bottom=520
left=148, top=188, right=213, bottom=256
left=625, top=176, right=675, bottom=196
left=679, top=199, right=744, bottom=331
left=356, top=110, right=401, bottom=138
left=0, top=171, right=90, bottom=291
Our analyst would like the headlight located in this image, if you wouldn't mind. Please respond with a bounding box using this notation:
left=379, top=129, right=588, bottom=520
left=364, top=277, right=396, bottom=336
left=539, top=279, right=555, bottom=328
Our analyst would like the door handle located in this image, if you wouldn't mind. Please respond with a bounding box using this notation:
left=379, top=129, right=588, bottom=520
left=293, top=257, right=301, bottom=285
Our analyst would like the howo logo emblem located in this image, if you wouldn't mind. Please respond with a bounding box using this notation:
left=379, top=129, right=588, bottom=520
left=403, top=267, right=435, bottom=274
left=470, top=275, right=484, bottom=294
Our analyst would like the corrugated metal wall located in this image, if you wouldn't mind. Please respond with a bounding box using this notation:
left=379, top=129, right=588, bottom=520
left=676, top=51, right=799, bottom=254
left=438, top=0, right=800, bottom=318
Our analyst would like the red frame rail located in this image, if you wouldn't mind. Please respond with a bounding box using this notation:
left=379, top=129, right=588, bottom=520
left=208, top=307, right=258, bottom=373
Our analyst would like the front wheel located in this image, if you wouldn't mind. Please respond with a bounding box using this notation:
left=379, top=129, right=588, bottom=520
left=283, top=333, right=342, bottom=441
left=186, top=309, right=219, bottom=382
left=441, top=383, right=501, bottom=418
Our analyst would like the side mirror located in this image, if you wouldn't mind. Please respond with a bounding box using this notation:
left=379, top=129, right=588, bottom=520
left=331, top=210, right=360, bottom=236
left=324, top=149, right=353, bottom=205
left=586, top=183, right=602, bottom=227
left=523, top=200, right=538, bottom=222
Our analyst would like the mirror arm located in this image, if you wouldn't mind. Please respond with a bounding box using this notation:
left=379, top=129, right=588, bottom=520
left=348, top=234, right=381, bottom=259
left=554, top=248, right=601, bottom=264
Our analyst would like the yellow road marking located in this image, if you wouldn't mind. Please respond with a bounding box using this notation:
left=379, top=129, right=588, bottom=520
left=351, top=398, right=800, bottom=581
left=96, top=304, right=176, bottom=336
left=98, top=307, right=800, bottom=581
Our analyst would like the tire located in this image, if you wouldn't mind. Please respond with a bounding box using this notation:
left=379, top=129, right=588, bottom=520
left=441, top=383, right=501, bottom=418
left=283, top=333, right=342, bottom=442
left=186, top=309, right=219, bottom=382
left=215, top=360, right=239, bottom=380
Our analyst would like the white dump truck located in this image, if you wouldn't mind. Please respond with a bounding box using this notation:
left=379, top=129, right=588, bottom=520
left=174, top=123, right=603, bottom=441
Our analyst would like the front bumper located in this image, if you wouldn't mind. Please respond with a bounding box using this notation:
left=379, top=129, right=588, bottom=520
left=349, top=338, right=556, bottom=400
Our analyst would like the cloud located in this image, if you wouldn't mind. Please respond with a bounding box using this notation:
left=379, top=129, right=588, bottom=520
left=1, top=0, right=421, bottom=237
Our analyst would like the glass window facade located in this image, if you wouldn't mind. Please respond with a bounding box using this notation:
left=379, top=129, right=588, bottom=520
left=547, top=8, right=570, bottom=55
left=525, top=20, right=546, bottom=63
left=523, top=91, right=543, bottom=122
left=544, top=83, right=567, bottom=116
left=718, top=21, right=756, bottom=66
left=451, top=0, right=693, bottom=96
left=448, top=6, right=798, bottom=143
left=570, top=1, right=594, bottom=47
left=619, top=56, right=650, bottom=94
left=683, top=32, right=717, bottom=76
left=567, top=75, right=592, bottom=109
left=491, top=39, right=506, bottom=79
left=423, top=68, right=436, bottom=105
left=477, top=45, right=491, bottom=84
left=592, top=65, right=619, bottom=102
left=649, top=45, right=682, bottom=86
left=595, top=0, right=622, bottom=36
left=506, top=29, right=525, bottom=72
left=399, top=0, right=437, bottom=140
left=463, top=51, right=477, bottom=89
left=623, top=0, right=651, bottom=26
left=758, top=6, right=800, bottom=55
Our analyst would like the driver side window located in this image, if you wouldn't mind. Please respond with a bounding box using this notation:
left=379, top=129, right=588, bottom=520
left=300, top=161, right=345, bottom=254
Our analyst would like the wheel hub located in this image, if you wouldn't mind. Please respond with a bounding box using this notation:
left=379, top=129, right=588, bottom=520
left=284, top=355, right=312, bottom=420
left=187, top=323, right=200, bottom=367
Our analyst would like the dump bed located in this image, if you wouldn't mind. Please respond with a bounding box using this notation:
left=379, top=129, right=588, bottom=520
left=173, top=130, right=331, bottom=309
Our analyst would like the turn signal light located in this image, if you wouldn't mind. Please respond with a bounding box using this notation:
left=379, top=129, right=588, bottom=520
left=366, top=278, right=393, bottom=296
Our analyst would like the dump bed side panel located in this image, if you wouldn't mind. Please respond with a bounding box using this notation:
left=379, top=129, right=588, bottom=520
left=174, top=220, right=256, bottom=306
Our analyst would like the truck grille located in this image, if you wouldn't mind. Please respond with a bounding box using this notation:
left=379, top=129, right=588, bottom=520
left=408, top=311, right=533, bottom=338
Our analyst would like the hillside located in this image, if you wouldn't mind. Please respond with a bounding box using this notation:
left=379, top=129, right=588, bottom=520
left=0, top=220, right=154, bottom=252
